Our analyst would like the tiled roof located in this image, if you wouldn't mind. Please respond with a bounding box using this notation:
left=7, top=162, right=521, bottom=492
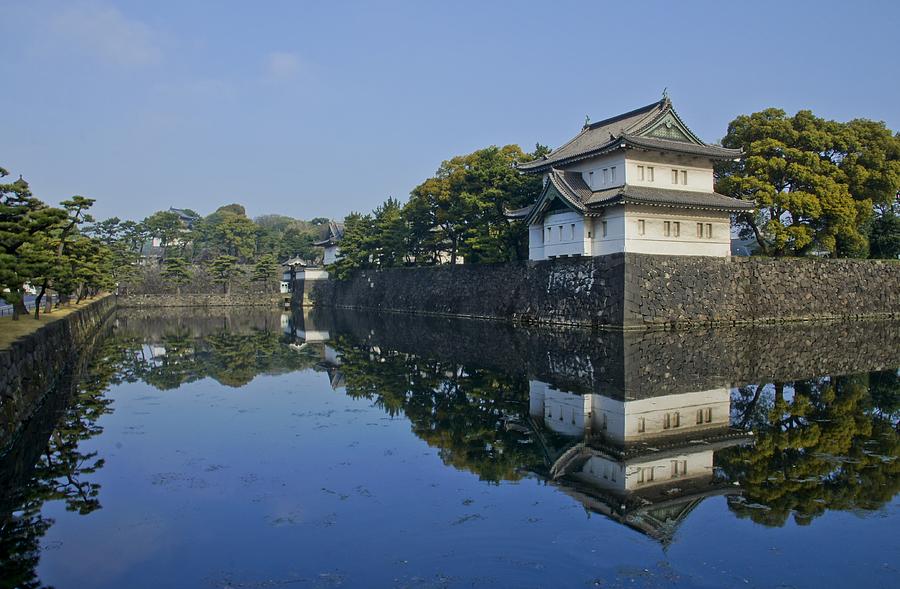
left=518, top=99, right=741, bottom=172
left=313, top=220, right=345, bottom=246
left=584, top=184, right=754, bottom=212
left=620, top=135, right=741, bottom=160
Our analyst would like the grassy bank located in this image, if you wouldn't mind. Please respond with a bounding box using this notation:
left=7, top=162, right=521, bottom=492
left=0, top=295, right=106, bottom=350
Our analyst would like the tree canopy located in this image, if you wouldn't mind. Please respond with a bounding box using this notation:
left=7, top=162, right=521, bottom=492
left=716, top=109, right=900, bottom=257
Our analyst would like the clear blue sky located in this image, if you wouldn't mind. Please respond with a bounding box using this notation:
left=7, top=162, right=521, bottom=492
left=2, top=0, right=898, bottom=222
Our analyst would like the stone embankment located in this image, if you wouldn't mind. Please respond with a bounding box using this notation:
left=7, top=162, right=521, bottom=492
left=117, top=293, right=284, bottom=308
left=0, top=296, right=115, bottom=450
left=306, top=253, right=900, bottom=329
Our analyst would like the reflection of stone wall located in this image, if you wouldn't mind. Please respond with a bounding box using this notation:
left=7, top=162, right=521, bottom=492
left=306, top=308, right=900, bottom=399
left=0, top=296, right=115, bottom=450
left=306, top=254, right=900, bottom=328
left=117, top=293, right=284, bottom=308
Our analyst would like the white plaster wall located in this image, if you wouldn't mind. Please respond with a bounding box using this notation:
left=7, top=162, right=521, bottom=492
left=622, top=448, right=715, bottom=491
left=528, top=224, right=546, bottom=261
left=566, top=153, right=627, bottom=190
left=589, top=388, right=730, bottom=445
left=625, top=153, right=715, bottom=192
left=323, top=245, right=341, bottom=265
left=623, top=205, right=731, bottom=257
left=542, top=210, right=587, bottom=259
left=531, top=383, right=589, bottom=437
left=579, top=455, right=626, bottom=493
left=299, top=268, right=330, bottom=281
left=589, top=207, right=627, bottom=256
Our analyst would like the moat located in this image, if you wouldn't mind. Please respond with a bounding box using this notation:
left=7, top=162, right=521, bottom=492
left=1, top=308, right=898, bottom=588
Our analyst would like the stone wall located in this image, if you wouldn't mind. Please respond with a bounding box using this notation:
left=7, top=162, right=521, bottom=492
left=0, top=296, right=115, bottom=450
left=308, top=255, right=626, bottom=327
left=624, top=254, right=900, bottom=328
left=306, top=254, right=900, bottom=329
left=120, top=264, right=278, bottom=296
left=117, top=293, right=285, bottom=308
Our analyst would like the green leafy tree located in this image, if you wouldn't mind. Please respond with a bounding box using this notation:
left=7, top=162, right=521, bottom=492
left=407, top=144, right=544, bottom=264
left=868, top=205, right=900, bottom=259
left=327, top=212, right=375, bottom=279
left=142, top=210, right=183, bottom=261
left=34, top=196, right=95, bottom=315
left=251, top=254, right=278, bottom=290
left=161, top=256, right=192, bottom=295
left=0, top=168, right=66, bottom=319
left=717, top=109, right=900, bottom=257
left=208, top=254, right=241, bottom=294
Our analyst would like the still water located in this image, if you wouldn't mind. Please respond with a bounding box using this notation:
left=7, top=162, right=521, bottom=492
left=1, top=309, right=898, bottom=588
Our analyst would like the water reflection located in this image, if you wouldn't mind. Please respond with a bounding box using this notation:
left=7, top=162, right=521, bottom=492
left=290, top=307, right=899, bottom=536
left=0, top=307, right=896, bottom=586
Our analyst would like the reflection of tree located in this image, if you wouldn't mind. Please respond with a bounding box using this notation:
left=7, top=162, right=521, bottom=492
left=332, top=336, right=544, bottom=482
left=722, top=371, right=900, bottom=526
left=120, top=329, right=321, bottom=390
left=0, top=337, right=117, bottom=589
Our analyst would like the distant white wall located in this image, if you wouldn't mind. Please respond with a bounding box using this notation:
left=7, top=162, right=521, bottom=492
left=299, top=268, right=329, bottom=281
left=323, top=245, right=341, bottom=265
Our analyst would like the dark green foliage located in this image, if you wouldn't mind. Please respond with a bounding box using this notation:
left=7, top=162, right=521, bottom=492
left=251, top=254, right=278, bottom=286
left=330, top=144, right=545, bottom=277
left=868, top=207, right=900, bottom=259
left=161, top=257, right=192, bottom=294
left=717, top=109, right=900, bottom=257
left=207, top=254, right=241, bottom=294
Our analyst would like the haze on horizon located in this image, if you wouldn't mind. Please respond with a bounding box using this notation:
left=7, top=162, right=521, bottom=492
left=2, top=0, right=898, bottom=222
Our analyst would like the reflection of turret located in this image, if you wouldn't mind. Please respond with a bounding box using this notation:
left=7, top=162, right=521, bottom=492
left=529, top=381, right=752, bottom=543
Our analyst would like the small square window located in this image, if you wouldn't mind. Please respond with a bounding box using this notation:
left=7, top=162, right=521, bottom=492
left=588, top=170, right=594, bottom=187
left=696, top=409, right=704, bottom=424
left=705, top=223, right=713, bottom=238
left=647, top=167, right=654, bottom=182
left=673, top=221, right=680, bottom=237
left=697, top=223, right=703, bottom=238
left=638, top=417, right=645, bottom=432
left=603, top=168, right=609, bottom=183
left=611, top=166, right=616, bottom=182
left=638, top=219, right=645, bottom=235
left=672, top=169, right=679, bottom=184
left=664, top=221, right=671, bottom=237
left=601, top=220, right=608, bottom=237
left=638, top=165, right=645, bottom=181
left=681, top=170, right=688, bottom=185
left=570, top=223, right=575, bottom=240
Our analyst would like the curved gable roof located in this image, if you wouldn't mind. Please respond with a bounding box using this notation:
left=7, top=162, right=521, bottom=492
left=518, top=98, right=741, bottom=172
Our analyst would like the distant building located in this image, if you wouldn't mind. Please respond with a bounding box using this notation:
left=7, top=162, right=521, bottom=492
left=510, top=97, right=754, bottom=260
left=168, top=207, right=200, bottom=228
left=313, top=220, right=345, bottom=265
